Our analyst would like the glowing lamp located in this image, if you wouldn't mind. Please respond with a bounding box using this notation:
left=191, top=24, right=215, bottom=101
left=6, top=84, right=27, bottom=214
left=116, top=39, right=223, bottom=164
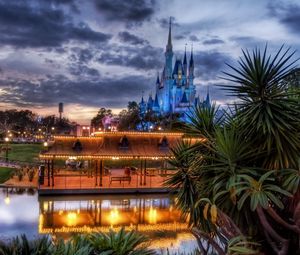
left=4, top=196, right=10, bottom=205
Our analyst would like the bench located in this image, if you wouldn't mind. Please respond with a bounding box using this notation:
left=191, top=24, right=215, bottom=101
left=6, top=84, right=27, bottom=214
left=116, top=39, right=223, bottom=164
left=110, top=175, right=131, bottom=184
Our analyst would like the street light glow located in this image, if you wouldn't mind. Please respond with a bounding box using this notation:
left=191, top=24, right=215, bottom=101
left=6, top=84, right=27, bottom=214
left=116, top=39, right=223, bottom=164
left=4, top=137, right=9, bottom=142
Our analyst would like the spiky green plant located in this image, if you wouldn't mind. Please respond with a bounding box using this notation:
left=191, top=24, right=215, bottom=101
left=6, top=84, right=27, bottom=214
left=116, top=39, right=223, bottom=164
left=88, top=228, right=156, bottom=255
left=222, top=45, right=300, bottom=169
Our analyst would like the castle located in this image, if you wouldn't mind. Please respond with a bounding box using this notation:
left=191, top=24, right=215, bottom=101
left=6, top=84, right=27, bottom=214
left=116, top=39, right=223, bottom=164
left=139, top=18, right=210, bottom=119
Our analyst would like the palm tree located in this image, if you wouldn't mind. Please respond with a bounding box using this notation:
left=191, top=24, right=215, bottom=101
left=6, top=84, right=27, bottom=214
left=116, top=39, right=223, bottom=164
left=166, top=45, right=300, bottom=254
left=222, top=45, right=300, bottom=169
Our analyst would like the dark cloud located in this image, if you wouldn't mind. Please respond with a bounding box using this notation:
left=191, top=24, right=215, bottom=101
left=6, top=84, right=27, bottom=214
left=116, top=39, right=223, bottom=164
left=195, top=51, right=233, bottom=81
left=174, top=35, right=186, bottom=40
left=0, top=1, right=111, bottom=48
left=0, top=75, right=151, bottom=108
left=229, top=36, right=265, bottom=49
left=70, top=47, right=95, bottom=63
left=98, top=45, right=163, bottom=70
left=94, top=0, right=156, bottom=26
left=268, top=2, right=300, bottom=35
left=157, top=16, right=180, bottom=29
left=189, top=35, right=200, bottom=42
left=202, top=38, right=224, bottom=45
left=118, top=31, right=149, bottom=45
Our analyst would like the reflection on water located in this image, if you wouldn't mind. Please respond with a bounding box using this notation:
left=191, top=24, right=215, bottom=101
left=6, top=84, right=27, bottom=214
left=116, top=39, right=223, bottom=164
left=0, top=188, right=197, bottom=253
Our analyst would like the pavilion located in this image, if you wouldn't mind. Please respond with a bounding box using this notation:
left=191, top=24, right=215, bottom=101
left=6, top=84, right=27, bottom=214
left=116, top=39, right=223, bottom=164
left=38, top=131, right=200, bottom=195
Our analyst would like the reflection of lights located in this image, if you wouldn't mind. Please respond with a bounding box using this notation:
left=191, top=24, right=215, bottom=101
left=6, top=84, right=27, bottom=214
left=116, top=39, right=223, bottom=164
left=109, top=208, right=119, bottom=225
left=58, top=210, right=63, bottom=215
left=134, top=206, right=137, bottom=213
left=43, top=202, right=48, bottom=211
left=4, top=196, right=10, bottom=205
left=148, top=206, right=157, bottom=224
left=66, top=212, right=77, bottom=226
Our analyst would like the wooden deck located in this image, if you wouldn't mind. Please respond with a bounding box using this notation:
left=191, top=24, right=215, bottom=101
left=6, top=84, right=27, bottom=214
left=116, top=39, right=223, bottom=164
left=38, top=170, right=172, bottom=195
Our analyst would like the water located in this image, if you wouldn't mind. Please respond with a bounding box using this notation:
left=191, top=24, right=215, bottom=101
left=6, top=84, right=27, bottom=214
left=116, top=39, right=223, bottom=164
left=0, top=188, right=197, bottom=254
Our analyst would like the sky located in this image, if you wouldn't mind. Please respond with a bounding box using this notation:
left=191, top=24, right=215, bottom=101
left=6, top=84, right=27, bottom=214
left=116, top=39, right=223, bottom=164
left=0, top=0, right=299, bottom=124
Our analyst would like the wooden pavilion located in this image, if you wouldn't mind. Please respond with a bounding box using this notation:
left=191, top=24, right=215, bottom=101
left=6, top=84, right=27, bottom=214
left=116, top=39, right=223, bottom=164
left=38, top=131, right=197, bottom=195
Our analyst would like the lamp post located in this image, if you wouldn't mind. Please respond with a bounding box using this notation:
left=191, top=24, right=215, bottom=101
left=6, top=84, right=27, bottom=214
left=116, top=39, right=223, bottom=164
left=4, top=137, right=10, bottom=162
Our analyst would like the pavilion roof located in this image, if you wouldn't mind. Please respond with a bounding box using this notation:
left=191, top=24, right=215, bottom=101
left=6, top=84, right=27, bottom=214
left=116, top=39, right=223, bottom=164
left=39, top=131, right=198, bottom=160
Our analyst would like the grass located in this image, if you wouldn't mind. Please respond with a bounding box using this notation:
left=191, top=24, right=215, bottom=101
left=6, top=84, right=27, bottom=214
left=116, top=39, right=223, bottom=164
left=0, top=167, right=15, bottom=183
left=0, top=143, right=42, bottom=163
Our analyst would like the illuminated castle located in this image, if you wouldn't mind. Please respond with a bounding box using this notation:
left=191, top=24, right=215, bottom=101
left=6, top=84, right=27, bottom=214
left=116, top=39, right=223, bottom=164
left=139, top=18, right=210, bottom=118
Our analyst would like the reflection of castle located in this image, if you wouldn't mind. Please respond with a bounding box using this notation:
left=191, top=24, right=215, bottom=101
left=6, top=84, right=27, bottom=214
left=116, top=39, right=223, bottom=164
left=38, top=195, right=195, bottom=251
left=139, top=18, right=211, bottom=119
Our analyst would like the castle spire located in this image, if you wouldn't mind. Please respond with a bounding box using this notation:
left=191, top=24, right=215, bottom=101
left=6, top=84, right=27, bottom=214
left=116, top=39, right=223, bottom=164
left=183, top=44, right=187, bottom=76
left=189, top=44, right=194, bottom=77
left=166, top=17, right=172, bottom=52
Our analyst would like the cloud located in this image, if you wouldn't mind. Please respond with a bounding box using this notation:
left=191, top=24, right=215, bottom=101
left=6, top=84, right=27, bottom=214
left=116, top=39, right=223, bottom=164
left=94, top=0, right=156, bottom=26
left=229, top=36, right=265, bottom=49
left=157, top=16, right=180, bottom=29
left=202, top=38, right=224, bottom=45
left=0, top=75, right=152, bottom=108
left=97, top=44, right=163, bottom=70
left=189, top=35, right=200, bottom=42
left=0, top=1, right=111, bottom=48
left=268, top=1, right=300, bottom=34
left=118, top=31, right=149, bottom=45
left=195, top=51, right=233, bottom=81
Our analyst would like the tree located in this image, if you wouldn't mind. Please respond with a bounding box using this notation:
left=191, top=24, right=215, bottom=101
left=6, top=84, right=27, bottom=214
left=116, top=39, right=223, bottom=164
left=91, top=108, right=112, bottom=129
left=166, top=46, right=300, bottom=255
left=118, top=101, right=141, bottom=131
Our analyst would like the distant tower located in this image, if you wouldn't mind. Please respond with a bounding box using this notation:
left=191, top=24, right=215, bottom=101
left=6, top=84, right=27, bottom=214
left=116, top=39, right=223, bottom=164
left=58, top=102, right=63, bottom=120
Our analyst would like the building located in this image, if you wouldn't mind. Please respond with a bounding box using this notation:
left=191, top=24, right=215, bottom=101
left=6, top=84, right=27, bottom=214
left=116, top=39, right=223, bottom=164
left=139, top=18, right=211, bottom=119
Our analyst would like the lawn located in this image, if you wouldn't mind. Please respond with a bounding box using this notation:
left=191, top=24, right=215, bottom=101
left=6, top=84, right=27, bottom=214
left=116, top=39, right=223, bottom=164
left=0, top=167, right=15, bottom=183
left=0, top=143, right=42, bottom=163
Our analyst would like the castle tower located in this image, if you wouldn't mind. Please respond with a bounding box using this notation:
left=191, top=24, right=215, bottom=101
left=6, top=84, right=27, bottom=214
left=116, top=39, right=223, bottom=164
left=165, top=17, right=173, bottom=79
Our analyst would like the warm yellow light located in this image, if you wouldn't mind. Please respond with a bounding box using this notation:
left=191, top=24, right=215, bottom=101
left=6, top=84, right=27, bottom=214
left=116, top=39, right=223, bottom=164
left=43, top=142, right=48, bottom=147
left=8, top=133, right=12, bottom=137
left=4, top=137, right=9, bottom=142
left=38, top=128, right=41, bottom=132
left=43, top=202, right=48, bottom=211
left=109, top=208, right=119, bottom=225
left=51, top=127, right=55, bottom=130
left=66, top=212, right=77, bottom=226
left=4, top=196, right=10, bottom=205
left=148, top=207, right=157, bottom=224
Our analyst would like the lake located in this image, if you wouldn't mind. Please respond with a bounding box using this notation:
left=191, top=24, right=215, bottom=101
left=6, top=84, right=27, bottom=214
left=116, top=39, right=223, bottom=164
left=0, top=187, right=197, bottom=254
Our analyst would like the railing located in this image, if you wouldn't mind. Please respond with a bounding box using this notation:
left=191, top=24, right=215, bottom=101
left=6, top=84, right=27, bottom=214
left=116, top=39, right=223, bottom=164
left=39, top=168, right=175, bottom=190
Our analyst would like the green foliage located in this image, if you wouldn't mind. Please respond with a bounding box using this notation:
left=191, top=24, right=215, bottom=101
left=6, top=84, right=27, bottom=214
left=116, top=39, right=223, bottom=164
left=222, top=45, right=300, bottom=169
left=91, top=107, right=112, bottom=129
left=89, top=228, right=155, bottom=255
left=0, top=235, right=51, bottom=255
left=0, top=228, right=155, bottom=255
left=227, top=236, right=259, bottom=255
left=166, top=45, right=300, bottom=254
left=0, top=167, right=14, bottom=183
